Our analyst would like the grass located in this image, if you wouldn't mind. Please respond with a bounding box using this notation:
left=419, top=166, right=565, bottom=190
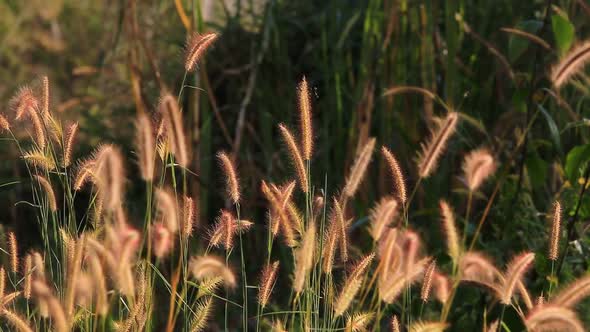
left=0, top=0, right=590, bottom=331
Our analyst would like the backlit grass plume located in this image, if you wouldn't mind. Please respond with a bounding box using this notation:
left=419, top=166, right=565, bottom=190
left=217, top=151, right=240, bottom=204
left=258, top=261, right=279, bottom=308
left=550, top=40, right=590, bottom=89
left=462, top=148, right=496, bottom=191
left=278, top=124, right=308, bottom=192
left=381, top=147, right=407, bottom=204
left=417, top=112, right=458, bottom=178
left=184, top=32, right=219, bottom=72
left=343, top=137, right=376, bottom=199
left=548, top=201, right=561, bottom=261
left=334, top=253, right=374, bottom=316
left=298, top=76, right=313, bottom=160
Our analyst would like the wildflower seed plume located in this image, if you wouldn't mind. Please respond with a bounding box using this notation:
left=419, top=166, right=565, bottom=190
left=417, top=112, right=458, bottom=178
left=381, top=146, right=407, bottom=204
left=217, top=151, right=240, bottom=204
left=462, top=148, right=496, bottom=191
left=185, top=32, right=219, bottom=72
left=298, top=76, right=313, bottom=160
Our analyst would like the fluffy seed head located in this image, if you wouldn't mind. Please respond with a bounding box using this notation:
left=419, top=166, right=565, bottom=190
left=217, top=151, right=240, bottom=204
left=258, top=261, right=280, bottom=308
left=369, top=197, right=399, bottom=242
left=298, top=76, right=313, bottom=160
left=439, top=200, right=461, bottom=263
left=278, top=124, right=308, bottom=192
left=189, top=297, right=214, bottom=332
left=334, top=254, right=375, bottom=316
left=293, top=221, right=316, bottom=293
left=135, top=113, right=155, bottom=180
left=152, top=223, right=173, bottom=258
left=462, top=148, right=496, bottom=191
left=23, top=149, right=56, bottom=171
left=8, top=232, right=18, bottom=273
left=549, top=201, right=561, bottom=261
left=184, top=32, right=219, bottom=72
left=190, top=255, right=237, bottom=288
left=381, top=147, right=407, bottom=204
left=94, top=144, right=125, bottom=210
left=33, top=175, right=57, bottom=212
left=343, top=137, right=376, bottom=199
left=433, top=271, right=451, bottom=303
left=1, top=310, right=34, bottom=332
left=345, top=312, right=374, bottom=332
left=0, top=114, right=10, bottom=131
left=156, top=188, right=180, bottom=234
left=550, top=40, right=590, bottom=89
left=23, top=254, right=32, bottom=299
left=10, top=86, right=39, bottom=120
left=391, top=316, right=400, bottom=332
left=421, top=260, right=436, bottom=302
left=500, top=252, right=535, bottom=304
left=183, top=195, right=196, bottom=237
left=159, top=93, right=188, bottom=167
left=417, top=112, right=459, bottom=178
left=63, top=122, right=79, bottom=167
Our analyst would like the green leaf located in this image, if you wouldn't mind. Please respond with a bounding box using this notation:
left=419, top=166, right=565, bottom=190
left=552, top=14, right=575, bottom=56
left=538, top=105, right=563, bottom=157
left=507, top=20, right=542, bottom=62
left=565, top=144, right=590, bottom=182
left=526, top=154, right=547, bottom=189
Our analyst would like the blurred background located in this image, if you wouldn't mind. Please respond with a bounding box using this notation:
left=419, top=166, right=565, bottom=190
left=1, top=0, right=590, bottom=328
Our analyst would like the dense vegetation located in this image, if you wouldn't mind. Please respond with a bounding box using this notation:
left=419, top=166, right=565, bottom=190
left=0, top=0, right=590, bottom=331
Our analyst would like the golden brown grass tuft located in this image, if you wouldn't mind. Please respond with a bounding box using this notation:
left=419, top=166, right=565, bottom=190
left=184, top=32, right=219, bottom=72
left=408, top=321, right=448, bottom=332
left=33, top=175, right=57, bottom=212
left=298, top=76, right=313, bottom=160
left=548, top=201, right=561, bottom=261
left=135, top=113, right=155, bottom=181
left=381, top=147, right=407, bottom=204
left=8, top=232, right=18, bottom=273
left=258, top=261, right=280, bottom=308
left=550, top=40, right=590, bottom=89
left=183, top=195, right=196, bottom=237
left=189, top=297, right=214, bottom=332
left=421, top=259, right=436, bottom=302
left=278, top=124, right=308, bottom=192
left=293, top=221, right=316, bottom=293
left=439, top=200, right=461, bottom=264
left=499, top=252, right=535, bottom=304
left=334, top=253, right=375, bottom=316
left=10, top=86, right=39, bottom=120
left=391, top=315, right=400, bottom=332
left=152, top=223, right=173, bottom=258
left=345, top=312, right=374, bottom=332
left=159, top=93, right=188, bottom=167
left=0, top=114, right=10, bottom=132
left=94, top=144, right=125, bottom=210
left=417, top=112, right=459, bottom=178
left=1, top=309, right=34, bottom=332
left=525, top=305, right=584, bottom=332
left=23, top=149, right=56, bottom=171
left=549, top=274, right=590, bottom=308
left=63, top=122, right=78, bottom=167
left=189, top=255, right=237, bottom=288
left=156, top=188, right=180, bottom=234
left=23, top=254, right=32, bottom=299
left=217, top=151, right=240, bottom=204
left=369, top=197, right=399, bottom=242
left=343, top=137, right=376, bottom=199
left=462, top=148, right=496, bottom=191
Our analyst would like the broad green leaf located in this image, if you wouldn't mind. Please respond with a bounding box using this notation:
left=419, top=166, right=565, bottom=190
left=508, top=20, right=542, bottom=61
left=538, top=105, right=563, bottom=157
left=526, top=154, right=547, bottom=188
left=565, top=144, right=590, bottom=182
left=551, top=14, right=575, bottom=56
